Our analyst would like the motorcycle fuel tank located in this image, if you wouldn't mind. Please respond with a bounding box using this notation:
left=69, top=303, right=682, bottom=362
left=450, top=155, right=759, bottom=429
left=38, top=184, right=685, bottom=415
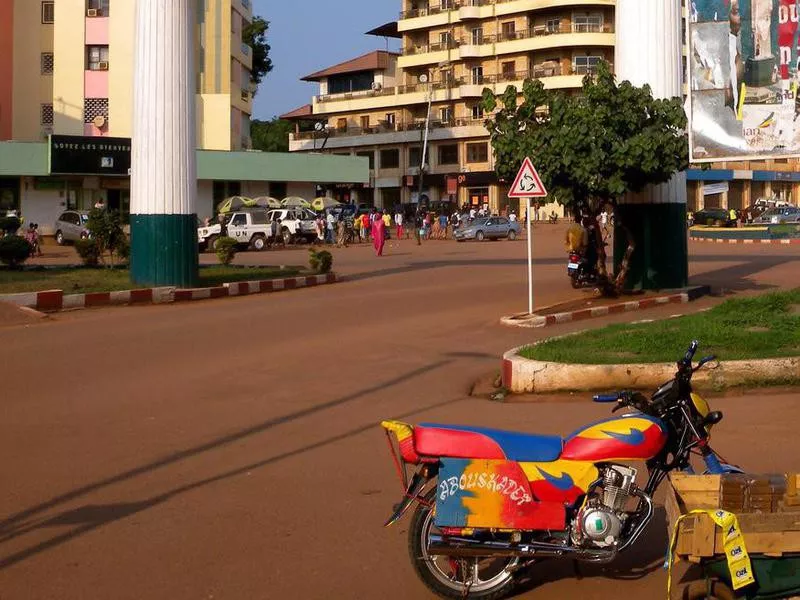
left=560, top=414, right=668, bottom=462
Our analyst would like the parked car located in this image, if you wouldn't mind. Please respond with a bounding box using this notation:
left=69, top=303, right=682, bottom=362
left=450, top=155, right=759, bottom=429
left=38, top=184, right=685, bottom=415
left=54, top=210, right=90, bottom=245
left=754, top=206, right=800, bottom=224
left=266, top=208, right=318, bottom=244
left=198, top=209, right=275, bottom=252
left=454, top=216, right=521, bottom=241
left=693, top=207, right=737, bottom=227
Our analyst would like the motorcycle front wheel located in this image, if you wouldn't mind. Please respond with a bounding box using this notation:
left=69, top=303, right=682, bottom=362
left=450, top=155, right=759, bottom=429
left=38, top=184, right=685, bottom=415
left=408, top=489, right=519, bottom=600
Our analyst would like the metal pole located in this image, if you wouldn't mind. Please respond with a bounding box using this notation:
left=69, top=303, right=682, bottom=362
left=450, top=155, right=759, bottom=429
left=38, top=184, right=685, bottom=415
left=416, top=83, right=433, bottom=204
left=527, top=198, right=533, bottom=314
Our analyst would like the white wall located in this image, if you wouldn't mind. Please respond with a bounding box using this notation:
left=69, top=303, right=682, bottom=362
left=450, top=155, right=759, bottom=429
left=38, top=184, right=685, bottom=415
left=21, top=186, right=66, bottom=236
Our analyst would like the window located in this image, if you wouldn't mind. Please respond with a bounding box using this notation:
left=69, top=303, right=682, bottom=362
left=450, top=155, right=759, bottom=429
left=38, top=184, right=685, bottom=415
left=87, top=45, right=110, bottom=70
left=41, top=53, right=54, bottom=75
left=336, top=118, right=347, bottom=131
left=409, top=146, right=422, bottom=167
left=87, top=0, right=110, bottom=16
left=573, top=13, right=602, bottom=32
left=545, top=18, right=561, bottom=33
left=439, top=106, right=453, bottom=123
left=84, top=98, right=108, bottom=124
left=41, top=104, right=54, bottom=126
left=501, top=61, right=515, bottom=80
left=439, top=31, right=452, bottom=48
left=471, top=27, right=483, bottom=45
left=356, top=151, right=375, bottom=170
left=501, top=21, right=516, bottom=40
left=471, top=66, right=483, bottom=85
left=251, top=211, right=269, bottom=225
left=574, top=55, right=603, bottom=74
left=438, top=144, right=459, bottom=165
left=380, top=148, right=400, bottom=169
left=230, top=214, right=247, bottom=227
left=466, top=142, right=488, bottom=163
left=360, top=115, right=370, bottom=130
left=471, top=104, right=484, bottom=120
left=41, top=1, right=54, bottom=23
left=385, top=113, right=396, bottom=127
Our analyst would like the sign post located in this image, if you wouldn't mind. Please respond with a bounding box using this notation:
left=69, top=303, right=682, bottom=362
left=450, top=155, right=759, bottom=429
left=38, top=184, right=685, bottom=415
left=507, top=157, right=548, bottom=315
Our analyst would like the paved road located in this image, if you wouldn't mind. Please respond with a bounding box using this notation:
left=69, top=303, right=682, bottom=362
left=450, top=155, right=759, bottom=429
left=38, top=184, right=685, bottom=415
left=1, top=227, right=799, bottom=599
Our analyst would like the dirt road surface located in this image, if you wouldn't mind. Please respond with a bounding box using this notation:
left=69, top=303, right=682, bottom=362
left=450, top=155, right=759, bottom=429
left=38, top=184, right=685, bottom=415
left=1, top=226, right=799, bottom=599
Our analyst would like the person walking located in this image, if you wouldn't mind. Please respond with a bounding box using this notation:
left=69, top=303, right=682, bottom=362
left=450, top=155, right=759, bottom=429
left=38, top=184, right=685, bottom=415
left=352, top=213, right=362, bottom=243
left=372, top=210, right=387, bottom=256
left=414, top=209, right=423, bottom=245
left=361, top=212, right=370, bottom=242
left=326, top=210, right=336, bottom=244
left=729, top=207, right=738, bottom=227
left=394, top=210, right=404, bottom=240
left=438, top=212, right=448, bottom=240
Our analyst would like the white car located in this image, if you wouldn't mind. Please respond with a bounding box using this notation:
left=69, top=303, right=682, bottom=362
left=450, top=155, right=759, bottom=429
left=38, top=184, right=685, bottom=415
left=198, top=209, right=276, bottom=252
left=266, top=208, right=318, bottom=244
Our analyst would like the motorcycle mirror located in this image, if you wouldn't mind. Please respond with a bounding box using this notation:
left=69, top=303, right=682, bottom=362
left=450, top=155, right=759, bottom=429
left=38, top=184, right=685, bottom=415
left=704, top=411, right=723, bottom=426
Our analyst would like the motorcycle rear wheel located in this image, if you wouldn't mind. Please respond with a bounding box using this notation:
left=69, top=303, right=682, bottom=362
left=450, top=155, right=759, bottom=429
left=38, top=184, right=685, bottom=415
left=408, top=489, right=519, bottom=599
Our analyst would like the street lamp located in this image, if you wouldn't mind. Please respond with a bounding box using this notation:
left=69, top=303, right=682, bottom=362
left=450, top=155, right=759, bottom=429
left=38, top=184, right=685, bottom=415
left=416, top=73, right=433, bottom=210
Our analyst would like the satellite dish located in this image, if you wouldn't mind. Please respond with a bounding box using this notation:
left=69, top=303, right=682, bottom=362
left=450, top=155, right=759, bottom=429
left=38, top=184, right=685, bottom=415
left=314, top=121, right=326, bottom=132
left=371, top=81, right=383, bottom=91
left=418, top=73, right=429, bottom=84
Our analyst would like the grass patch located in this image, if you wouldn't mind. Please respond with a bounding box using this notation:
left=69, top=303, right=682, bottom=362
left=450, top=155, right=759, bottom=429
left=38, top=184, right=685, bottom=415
left=0, top=266, right=302, bottom=294
left=520, top=288, right=800, bottom=364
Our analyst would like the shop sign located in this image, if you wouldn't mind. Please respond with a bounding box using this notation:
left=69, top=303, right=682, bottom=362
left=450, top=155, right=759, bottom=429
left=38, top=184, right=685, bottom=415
left=50, top=135, right=132, bottom=176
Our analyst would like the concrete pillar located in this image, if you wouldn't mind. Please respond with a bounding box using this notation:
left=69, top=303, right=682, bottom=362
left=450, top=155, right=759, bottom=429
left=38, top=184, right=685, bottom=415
left=614, top=0, right=688, bottom=290
left=696, top=183, right=705, bottom=211
left=719, top=189, right=729, bottom=210
left=130, top=0, right=198, bottom=287
left=742, top=181, right=752, bottom=209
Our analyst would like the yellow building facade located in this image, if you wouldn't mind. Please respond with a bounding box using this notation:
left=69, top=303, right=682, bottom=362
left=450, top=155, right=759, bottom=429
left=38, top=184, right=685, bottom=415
left=4, top=0, right=253, bottom=151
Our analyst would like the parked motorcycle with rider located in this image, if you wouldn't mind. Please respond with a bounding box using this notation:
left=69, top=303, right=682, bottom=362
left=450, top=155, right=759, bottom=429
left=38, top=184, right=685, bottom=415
left=381, top=341, right=733, bottom=599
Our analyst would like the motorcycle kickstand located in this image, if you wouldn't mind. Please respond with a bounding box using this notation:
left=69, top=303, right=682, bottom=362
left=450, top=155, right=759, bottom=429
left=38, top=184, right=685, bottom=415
left=572, top=559, right=584, bottom=580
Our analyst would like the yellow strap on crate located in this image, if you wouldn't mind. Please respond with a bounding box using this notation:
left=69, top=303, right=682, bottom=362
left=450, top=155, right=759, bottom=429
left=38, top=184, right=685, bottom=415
left=666, top=509, right=756, bottom=599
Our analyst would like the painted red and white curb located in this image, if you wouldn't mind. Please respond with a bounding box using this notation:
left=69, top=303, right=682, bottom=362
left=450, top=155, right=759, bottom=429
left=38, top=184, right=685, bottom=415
left=501, top=286, right=709, bottom=329
left=0, top=273, right=338, bottom=313
left=689, top=237, right=800, bottom=245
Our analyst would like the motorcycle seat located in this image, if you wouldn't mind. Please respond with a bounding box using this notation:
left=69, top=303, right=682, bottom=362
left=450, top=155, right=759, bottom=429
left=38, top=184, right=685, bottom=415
left=415, top=424, right=563, bottom=463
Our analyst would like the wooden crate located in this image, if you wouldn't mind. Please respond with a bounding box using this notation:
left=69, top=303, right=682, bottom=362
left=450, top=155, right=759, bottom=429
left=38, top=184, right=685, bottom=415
left=667, top=473, right=800, bottom=560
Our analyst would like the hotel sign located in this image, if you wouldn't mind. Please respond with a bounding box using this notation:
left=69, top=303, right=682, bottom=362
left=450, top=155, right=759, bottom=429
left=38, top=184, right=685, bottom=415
left=50, top=135, right=132, bottom=176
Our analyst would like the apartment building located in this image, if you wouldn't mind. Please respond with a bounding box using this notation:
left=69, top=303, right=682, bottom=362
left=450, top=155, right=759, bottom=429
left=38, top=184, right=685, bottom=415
left=286, top=0, right=800, bottom=213
left=0, top=0, right=369, bottom=232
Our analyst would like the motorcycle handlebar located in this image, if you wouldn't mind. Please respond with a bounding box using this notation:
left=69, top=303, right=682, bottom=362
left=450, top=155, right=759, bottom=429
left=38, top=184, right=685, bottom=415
left=682, top=340, right=700, bottom=365
left=593, top=393, right=621, bottom=403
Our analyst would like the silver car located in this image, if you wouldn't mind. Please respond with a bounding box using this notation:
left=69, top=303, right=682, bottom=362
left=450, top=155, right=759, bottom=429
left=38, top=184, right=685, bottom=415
left=753, top=207, right=800, bottom=224
left=54, top=211, right=90, bottom=245
left=454, top=216, right=521, bottom=241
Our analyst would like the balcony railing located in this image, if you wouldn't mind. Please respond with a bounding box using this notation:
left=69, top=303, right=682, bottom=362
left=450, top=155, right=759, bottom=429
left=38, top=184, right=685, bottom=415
left=315, top=78, right=465, bottom=103
left=400, top=0, right=609, bottom=20
left=402, top=23, right=613, bottom=56
left=292, top=117, right=487, bottom=141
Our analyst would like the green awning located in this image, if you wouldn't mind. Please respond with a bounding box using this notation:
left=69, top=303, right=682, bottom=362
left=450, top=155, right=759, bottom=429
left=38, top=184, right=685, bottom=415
left=0, top=142, right=50, bottom=176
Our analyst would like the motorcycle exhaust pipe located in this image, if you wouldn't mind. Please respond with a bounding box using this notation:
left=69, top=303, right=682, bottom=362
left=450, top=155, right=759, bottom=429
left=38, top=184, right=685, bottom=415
left=427, top=535, right=613, bottom=562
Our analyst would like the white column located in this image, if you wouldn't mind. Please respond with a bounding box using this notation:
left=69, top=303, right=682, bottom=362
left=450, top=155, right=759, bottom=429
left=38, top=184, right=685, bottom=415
left=130, top=0, right=198, bottom=285
left=615, top=0, right=687, bottom=207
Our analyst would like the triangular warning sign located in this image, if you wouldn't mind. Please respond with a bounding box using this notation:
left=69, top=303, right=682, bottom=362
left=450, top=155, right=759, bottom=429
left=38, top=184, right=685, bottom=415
left=507, top=157, right=548, bottom=198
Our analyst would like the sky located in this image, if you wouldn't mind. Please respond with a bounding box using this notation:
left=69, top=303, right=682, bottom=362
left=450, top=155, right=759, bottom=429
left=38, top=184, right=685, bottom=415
left=252, top=0, right=401, bottom=121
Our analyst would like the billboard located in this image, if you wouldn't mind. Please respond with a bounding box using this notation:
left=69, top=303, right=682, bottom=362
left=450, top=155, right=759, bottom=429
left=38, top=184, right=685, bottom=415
left=49, top=135, right=132, bottom=176
left=688, top=0, right=800, bottom=161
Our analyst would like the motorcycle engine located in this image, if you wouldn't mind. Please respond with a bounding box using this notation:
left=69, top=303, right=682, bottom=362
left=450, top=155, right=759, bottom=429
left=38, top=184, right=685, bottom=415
left=571, top=465, right=637, bottom=548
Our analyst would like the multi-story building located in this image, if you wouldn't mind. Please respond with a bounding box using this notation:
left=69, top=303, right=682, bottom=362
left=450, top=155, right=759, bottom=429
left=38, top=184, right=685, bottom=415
left=2, top=0, right=253, bottom=150
left=285, top=0, right=800, bottom=214
left=0, top=0, right=369, bottom=232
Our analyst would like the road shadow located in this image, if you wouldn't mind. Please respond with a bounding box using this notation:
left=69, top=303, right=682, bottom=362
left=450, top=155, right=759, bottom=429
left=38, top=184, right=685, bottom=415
left=690, top=254, right=796, bottom=294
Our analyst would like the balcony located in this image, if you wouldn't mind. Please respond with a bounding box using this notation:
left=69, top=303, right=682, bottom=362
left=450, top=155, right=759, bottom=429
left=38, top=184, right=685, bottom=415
left=399, top=1, right=459, bottom=20
left=398, top=22, right=614, bottom=68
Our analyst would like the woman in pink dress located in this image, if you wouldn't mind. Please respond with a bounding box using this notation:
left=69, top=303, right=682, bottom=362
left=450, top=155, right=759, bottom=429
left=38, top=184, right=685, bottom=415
left=372, top=211, right=386, bottom=256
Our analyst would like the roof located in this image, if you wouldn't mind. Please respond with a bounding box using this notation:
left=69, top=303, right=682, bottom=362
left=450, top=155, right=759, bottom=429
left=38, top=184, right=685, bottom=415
left=279, top=104, right=313, bottom=120
left=365, top=21, right=400, bottom=38
left=301, top=50, right=399, bottom=82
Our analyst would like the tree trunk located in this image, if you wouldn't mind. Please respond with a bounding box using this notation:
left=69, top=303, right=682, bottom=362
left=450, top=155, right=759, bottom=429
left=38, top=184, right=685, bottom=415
left=612, top=221, right=636, bottom=294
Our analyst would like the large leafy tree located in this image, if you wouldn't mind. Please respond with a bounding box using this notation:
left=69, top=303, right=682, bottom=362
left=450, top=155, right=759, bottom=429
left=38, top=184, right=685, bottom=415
left=243, top=16, right=273, bottom=94
left=481, top=62, right=688, bottom=294
left=250, top=118, right=292, bottom=152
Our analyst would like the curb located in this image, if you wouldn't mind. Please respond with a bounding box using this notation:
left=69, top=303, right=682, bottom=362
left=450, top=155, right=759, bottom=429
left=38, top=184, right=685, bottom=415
left=501, top=344, right=800, bottom=394
left=689, top=237, right=800, bottom=245
left=501, top=286, right=710, bottom=329
left=0, top=273, right=338, bottom=313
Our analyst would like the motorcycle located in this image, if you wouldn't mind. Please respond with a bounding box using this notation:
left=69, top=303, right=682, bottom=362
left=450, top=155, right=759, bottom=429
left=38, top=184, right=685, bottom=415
left=567, top=251, right=598, bottom=289
left=381, top=341, right=734, bottom=599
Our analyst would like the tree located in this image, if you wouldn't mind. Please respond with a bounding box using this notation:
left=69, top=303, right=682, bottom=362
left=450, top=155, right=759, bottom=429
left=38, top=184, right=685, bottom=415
left=243, top=16, right=273, bottom=94
left=481, top=62, right=688, bottom=294
left=250, top=118, right=292, bottom=152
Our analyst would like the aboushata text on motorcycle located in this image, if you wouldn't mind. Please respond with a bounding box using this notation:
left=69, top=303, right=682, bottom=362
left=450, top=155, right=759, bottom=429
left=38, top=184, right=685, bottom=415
left=381, top=341, right=735, bottom=599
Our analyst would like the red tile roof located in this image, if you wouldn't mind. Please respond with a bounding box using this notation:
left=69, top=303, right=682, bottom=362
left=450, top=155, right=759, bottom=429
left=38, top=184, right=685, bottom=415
left=301, top=50, right=399, bottom=82
left=280, top=104, right=313, bottom=120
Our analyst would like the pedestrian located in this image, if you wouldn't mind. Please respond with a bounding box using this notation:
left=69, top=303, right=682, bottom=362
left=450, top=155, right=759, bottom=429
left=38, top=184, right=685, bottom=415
left=360, top=212, right=370, bottom=241
left=352, top=213, right=362, bottom=242
left=598, top=210, right=609, bottom=240
left=438, top=212, right=448, bottom=239
left=423, top=212, right=432, bottom=240
left=270, top=216, right=282, bottom=248
left=315, top=214, right=325, bottom=245
left=509, top=210, right=517, bottom=223
left=218, top=212, right=228, bottom=237
left=372, top=210, right=387, bottom=256
left=336, top=216, right=347, bottom=247
left=394, top=210, right=404, bottom=240
left=414, top=209, right=423, bottom=245
left=729, top=207, right=738, bottom=227
left=469, top=206, right=476, bottom=222
left=326, top=210, right=335, bottom=244
left=534, top=202, right=541, bottom=222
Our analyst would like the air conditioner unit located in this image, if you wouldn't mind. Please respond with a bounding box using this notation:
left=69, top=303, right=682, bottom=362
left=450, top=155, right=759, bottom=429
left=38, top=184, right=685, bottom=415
left=97, top=62, right=109, bottom=71
left=87, top=8, right=101, bottom=17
